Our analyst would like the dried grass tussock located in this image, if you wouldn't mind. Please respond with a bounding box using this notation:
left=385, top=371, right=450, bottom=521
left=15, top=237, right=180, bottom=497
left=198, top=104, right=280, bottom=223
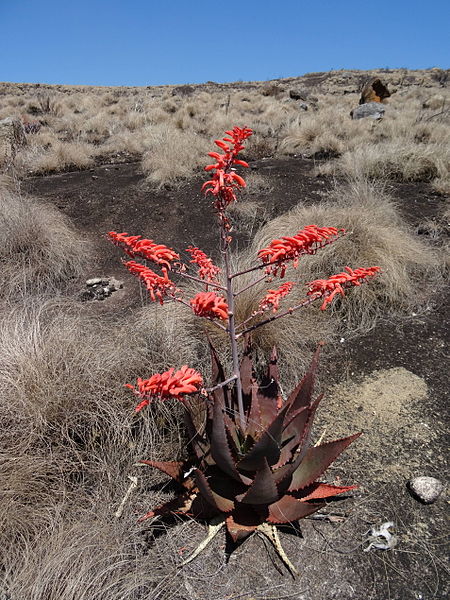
left=0, top=295, right=203, bottom=598
left=231, top=178, right=442, bottom=380
left=0, top=187, right=90, bottom=298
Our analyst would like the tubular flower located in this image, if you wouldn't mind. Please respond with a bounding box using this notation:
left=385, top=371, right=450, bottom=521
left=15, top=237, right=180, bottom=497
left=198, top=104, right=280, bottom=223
left=307, top=266, right=381, bottom=310
left=108, top=231, right=179, bottom=269
left=186, top=246, right=221, bottom=283
left=126, top=366, right=204, bottom=412
left=190, top=291, right=229, bottom=321
left=258, top=225, right=345, bottom=277
left=258, top=282, right=295, bottom=313
left=202, top=126, right=253, bottom=207
left=124, top=260, right=178, bottom=304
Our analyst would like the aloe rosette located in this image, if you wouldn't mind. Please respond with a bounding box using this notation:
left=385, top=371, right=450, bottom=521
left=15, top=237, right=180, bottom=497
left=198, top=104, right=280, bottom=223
left=137, top=343, right=359, bottom=553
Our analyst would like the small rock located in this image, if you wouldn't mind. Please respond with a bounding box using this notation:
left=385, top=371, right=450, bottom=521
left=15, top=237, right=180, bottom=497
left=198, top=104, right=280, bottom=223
left=102, top=287, right=111, bottom=297
left=289, top=89, right=308, bottom=101
left=110, top=277, right=124, bottom=289
left=86, top=277, right=102, bottom=286
left=172, top=85, right=194, bottom=97
left=407, top=476, right=444, bottom=504
left=350, top=102, right=385, bottom=120
left=79, top=289, right=95, bottom=302
left=101, top=279, right=109, bottom=286
left=299, top=103, right=308, bottom=111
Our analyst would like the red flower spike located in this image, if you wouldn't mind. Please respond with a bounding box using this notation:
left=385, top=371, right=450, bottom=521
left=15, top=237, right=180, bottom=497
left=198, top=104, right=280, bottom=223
left=202, top=127, right=253, bottom=211
left=257, top=225, right=345, bottom=277
left=258, top=282, right=295, bottom=313
left=127, top=366, right=203, bottom=410
left=124, top=260, right=178, bottom=304
left=307, top=266, right=381, bottom=310
left=108, top=231, right=179, bottom=269
left=190, top=291, right=229, bottom=321
left=186, top=246, right=221, bottom=283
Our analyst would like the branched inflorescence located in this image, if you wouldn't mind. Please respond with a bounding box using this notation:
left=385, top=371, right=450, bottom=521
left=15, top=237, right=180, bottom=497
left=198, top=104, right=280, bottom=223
left=308, top=266, right=382, bottom=310
left=186, top=246, right=221, bottom=284
left=126, top=366, right=203, bottom=412
left=258, top=225, right=345, bottom=277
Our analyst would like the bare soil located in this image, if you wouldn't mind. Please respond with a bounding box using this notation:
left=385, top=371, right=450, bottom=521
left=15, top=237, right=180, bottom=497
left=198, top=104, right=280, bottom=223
left=22, top=157, right=449, bottom=600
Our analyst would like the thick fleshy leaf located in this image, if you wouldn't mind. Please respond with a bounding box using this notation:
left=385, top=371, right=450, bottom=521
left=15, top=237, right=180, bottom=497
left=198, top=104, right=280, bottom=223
left=237, top=403, right=290, bottom=471
left=238, top=458, right=279, bottom=505
left=208, top=338, right=226, bottom=386
left=288, top=433, right=361, bottom=492
left=194, top=469, right=235, bottom=512
left=226, top=505, right=265, bottom=542
left=286, top=343, right=322, bottom=418
left=223, top=411, right=241, bottom=454
left=267, top=495, right=325, bottom=524
left=256, top=348, right=280, bottom=430
left=245, top=382, right=262, bottom=439
left=137, top=491, right=195, bottom=522
left=211, top=391, right=251, bottom=484
left=183, top=407, right=212, bottom=462
left=138, top=460, right=185, bottom=483
left=276, top=395, right=323, bottom=469
left=294, top=482, right=357, bottom=502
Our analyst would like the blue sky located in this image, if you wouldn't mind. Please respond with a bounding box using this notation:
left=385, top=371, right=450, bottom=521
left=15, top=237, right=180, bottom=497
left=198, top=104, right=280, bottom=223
left=1, top=0, right=449, bottom=86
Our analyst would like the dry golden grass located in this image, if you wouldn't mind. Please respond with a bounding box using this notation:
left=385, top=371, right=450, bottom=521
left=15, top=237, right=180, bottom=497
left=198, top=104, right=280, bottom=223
left=0, top=294, right=205, bottom=599
left=0, top=187, right=90, bottom=298
left=3, top=69, right=447, bottom=190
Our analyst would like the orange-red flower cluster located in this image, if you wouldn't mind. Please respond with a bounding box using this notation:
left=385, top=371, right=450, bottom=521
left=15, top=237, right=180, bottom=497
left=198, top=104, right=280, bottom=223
left=108, top=231, right=179, bottom=269
left=258, top=282, right=295, bottom=313
left=186, top=246, right=221, bottom=283
left=190, top=291, right=229, bottom=321
left=307, top=266, right=381, bottom=310
left=202, top=126, right=253, bottom=206
left=258, top=225, right=345, bottom=277
left=126, top=366, right=204, bottom=412
left=124, top=261, right=177, bottom=304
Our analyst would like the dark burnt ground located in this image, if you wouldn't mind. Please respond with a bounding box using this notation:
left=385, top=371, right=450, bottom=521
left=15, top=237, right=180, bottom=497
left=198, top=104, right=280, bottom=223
left=23, top=159, right=449, bottom=600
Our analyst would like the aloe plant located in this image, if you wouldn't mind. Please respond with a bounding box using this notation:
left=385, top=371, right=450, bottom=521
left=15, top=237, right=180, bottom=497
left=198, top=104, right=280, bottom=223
left=137, top=342, right=359, bottom=574
left=110, top=127, right=379, bottom=575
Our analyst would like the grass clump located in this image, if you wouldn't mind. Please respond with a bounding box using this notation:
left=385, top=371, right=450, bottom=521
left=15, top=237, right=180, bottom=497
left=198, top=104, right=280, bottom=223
left=0, top=188, right=90, bottom=298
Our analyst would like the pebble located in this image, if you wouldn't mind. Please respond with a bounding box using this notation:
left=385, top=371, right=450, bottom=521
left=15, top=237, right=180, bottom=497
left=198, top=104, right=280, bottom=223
left=86, top=277, right=102, bottom=286
left=407, top=476, right=444, bottom=504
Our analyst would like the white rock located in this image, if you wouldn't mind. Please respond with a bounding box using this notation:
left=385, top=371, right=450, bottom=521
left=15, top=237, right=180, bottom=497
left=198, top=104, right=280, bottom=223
left=86, top=277, right=102, bottom=286
left=408, top=476, right=444, bottom=504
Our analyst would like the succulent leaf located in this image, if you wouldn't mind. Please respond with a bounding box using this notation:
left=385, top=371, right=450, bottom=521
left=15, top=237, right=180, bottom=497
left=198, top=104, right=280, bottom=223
left=245, top=383, right=262, bottom=439
left=288, top=433, right=361, bottom=492
left=226, top=505, right=265, bottom=542
left=208, top=338, right=226, bottom=386
left=294, top=482, right=357, bottom=501
left=138, top=491, right=195, bottom=522
left=267, top=495, right=325, bottom=524
left=286, top=343, right=322, bottom=417
left=194, top=469, right=235, bottom=512
left=237, top=458, right=280, bottom=505
left=211, top=391, right=251, bottom=484
left=138, top=460, right=186, bottom=483
left=237, top=403, right=290, bottom=471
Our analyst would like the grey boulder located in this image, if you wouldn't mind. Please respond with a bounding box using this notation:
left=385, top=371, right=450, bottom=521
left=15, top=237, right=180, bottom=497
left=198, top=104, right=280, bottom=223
left=351, top=102, right=385, bottom=120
